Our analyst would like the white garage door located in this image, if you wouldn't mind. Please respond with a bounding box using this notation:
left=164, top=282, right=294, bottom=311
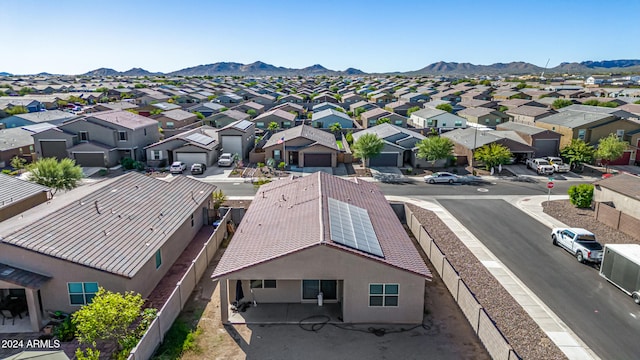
left=221, top=135, right=243, bottom=158
left=176, top=152, right=207, bottom=167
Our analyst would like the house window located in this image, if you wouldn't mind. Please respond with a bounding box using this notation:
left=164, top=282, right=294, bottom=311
left=394, top=120, right=403, bottom=126
left=302, top=280, right=337, bottom=300
left=578, top=129, right=586, bottom=140
left=441, top=122, right=447, bottom=127
left=283, top=121, right=291, bottom=128
left=155, top=249, right=162, bottom=269
left=256, top=122, right=265, bottom=128
left=144, top=129, right=147, bottom=136
left=250, top=280, right=277, bottom=289
left=166, top=122, right=175, bottom=129
left=616, top=129, right=624, bottom=139
left=485, top=119, right=490, bottom=124
left=118, top=131, right=127, bottom=141
left=454, top=121, right=462, bottom=127
left=79, top=131, right=89, bottom=142
left=274, top=149, right=281, bottom=161
left=427, top=119, right=433, bottom=126
left=151, top=150, right=162, bottom=160
left=369, top=283, right=399, bottom=307
left=29, top=145, right=34, bottom=152
left=68, top=282, right=99, bottom=305
left=191, top=213, right=194, bottom=227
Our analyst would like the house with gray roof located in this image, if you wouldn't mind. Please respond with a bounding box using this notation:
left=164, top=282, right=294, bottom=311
left=505, top=105, right=556, bottom=125
left=0, top=173, right=49, bottom=222
left=0, top=172, right=216, bottom=331
left=0, top=127, right=36, bottom=166
left=442, top=127, right=535, bottom=166
left=360, top=108, right=407, bottom=128
left=0, top=110, right=78, bottom=129
left=457, top=107, right=509, bottom=128
left=253, top=109, right=297, bottom=130
left=187, top=102, right=227, bottom=117
left=262, top=124, right=339, bottom=167
left=152, top=109, right=198, bottom=129
left=496, top=121, right=562, bottom=157
left=352, top=123, right=429, bottom=167
left=145, top=125, right=220, bottom=168
left=205, top=109, right=250, bottom=129
left=212, top=172, right=431, bottom=324
left=409, top=108, right=466, bottom=131
left=311, top=109, right=354, bottom=129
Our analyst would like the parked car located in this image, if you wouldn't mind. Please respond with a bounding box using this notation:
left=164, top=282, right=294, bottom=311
left=526, top=158, right=555, bottom=175
left=551, top=227, right=603, bottom=264
left=544, top=157, right=571, bottom=173
left=170, top=161, right=187, bottom=174
left=190, top=163, right=206, bottom=175
left=424, top=172, right=458, bottom=184
left=217, top=153, right=233, bottom=167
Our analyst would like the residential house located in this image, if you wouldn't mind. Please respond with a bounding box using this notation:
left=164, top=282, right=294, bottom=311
left=253, top=109, right=297, bottom=130
left=349, top=100, right=377, bottom=114
left=277, top=94, right=305, bottom=104
left=399, top=92, right=429, bottom=103
left=0, top=174, right=49, bottom=222
left=496, top=121, right=562, bottom=157
left=312, top=102, right=344, bottom=113
left=594, top=174, right=640, bottom=220
left=431, top=89, right=463, bottom=103
left=212, top=172, right=431, bottom=324
left=457, top=99, right=497, bottom=110
left=136, top=88, right=170, bottom=105
left=352, top=123, right=428, bottom=167
left=0, top=172, right=216, bottom=331
left=145, top=125, right=219, bottom=168
left=270, top=102, right=305, bottom=118
left=311, top=109, right=354, bottom=129
left=206, top=110, right=250, bottom=129
left=218, top=120, right=255, bottom=160
left=84, top=102, right=139, bottom=114
left=0, top=110, right=78, bottom=129
left=384, top=101, right=415, bottom=117
left=152, top=109, right=199, bottom=130
left=262, top=124, right=339, bottom=167
left=0, top=127, right=36, bottom=166
left=246, top=93, right=275, bottom=107
left=409, top=108, right=466, bottom=131
left=442, top=127, right=536, bottom=166
left=187, top=102, right=227, bottom=118
left=498, top=99, right=548, bottom=110
left=341, top=93, right=365, bottom=104
left=505, top=105, right=556, bottom=125
left=456, top=107, right=509, bottom=128
left=370, top=92, right=396, bottom=104
left=216, top=93, right=243, bottom=104
left=32, top=110, right=160, bottom=167
left=231, top=101, right=265, bottom=116
left=0, top=99, right=43, bottom=117
left=360, top=108, right=407, bottom=128
left=492, top=90, right=531, bottom=101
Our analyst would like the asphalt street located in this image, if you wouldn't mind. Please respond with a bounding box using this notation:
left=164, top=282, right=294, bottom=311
left=439, top=199, right=640, bottom=360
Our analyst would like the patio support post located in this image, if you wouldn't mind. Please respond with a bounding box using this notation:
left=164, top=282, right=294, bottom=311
left=220, top=278, right=229, bottom=323
left=25, top=288, right=42, bottom=332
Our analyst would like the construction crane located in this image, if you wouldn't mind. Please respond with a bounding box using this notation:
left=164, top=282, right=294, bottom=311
left=540, top=58, right=550, bottom=82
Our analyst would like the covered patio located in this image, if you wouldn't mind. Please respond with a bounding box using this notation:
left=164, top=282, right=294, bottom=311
left=228, top=303, right=342, bottom=324
left=0, top=263, right=50, bottom=333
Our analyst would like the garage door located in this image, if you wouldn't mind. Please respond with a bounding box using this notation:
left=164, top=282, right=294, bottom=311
left=73, top=152, right=105, bottom=167
left=40, top=140, right=68, bottom=160
left=369, top=153, right=398, bottom=167
left=221, top=135, right=243, bottom=159
left=304, top=153, right=332, bottom=167
left=606, top=151, right=631, bottom=166
left=176, top=152, right=208, bottom=167
left=534, top=139, right=559, bottom=157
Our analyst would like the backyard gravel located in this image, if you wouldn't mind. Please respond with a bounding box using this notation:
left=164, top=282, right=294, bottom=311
left=407, top=203, right=566, bottom=360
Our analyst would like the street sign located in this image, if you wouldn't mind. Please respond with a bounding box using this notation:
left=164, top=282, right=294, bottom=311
left=547, top=182, right=554, bottom=189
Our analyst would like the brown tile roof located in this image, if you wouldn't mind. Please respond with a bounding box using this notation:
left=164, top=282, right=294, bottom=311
left=595, top=174, right=640, bottom=200
left=87, top=110, right=159, bottom=130
left=0, top=262, right=51, bottom=289
left=505, top=105, right=555, bottom=117
left=160, top=109, right=197, bottom=121
left=254, top=108, right=296, bottom=122
left=263, top=124, right=338, bottom=150
left=0, top=174, right=49, bottom=212
left=212, top=172, right=431, bottom=279
left=1, top=173, right=216, bottom=278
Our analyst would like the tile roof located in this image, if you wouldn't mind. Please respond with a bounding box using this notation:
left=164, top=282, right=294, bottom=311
left=1, top=172, right=216, bottom=278
left=505, top=105, right=554, bottom=117
left=160, top=109, right=197, bottom=121
left=0, top=127, right=34, bottom=151
left=0, top=173, right=49, bottom=212
left=536, top=110, right=613, bottom=127
left=263, top=124, right=338, bottom=150
left=87, top=110, right=158, bottom=130
left=496, top=121, right=551, bottom=135
left=311, top=108, right=351, bottom=121
left=353, top=123, right=424, bottom=143
left=457, top=107, right=496, bottom=117
left=411, top=107, right=446, bottom=119
left=254, top=109, right=296, bottom=122
left=212, top=172, right=431, bottom=279
left=595, top=174, right=640, bottom=200
left=0, top=262, right=51, bottom=289
left=11, top=110, right=79, bottom=124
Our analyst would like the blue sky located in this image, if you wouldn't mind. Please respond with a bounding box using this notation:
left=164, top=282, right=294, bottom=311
left=2, top=0, right=639, bottom=74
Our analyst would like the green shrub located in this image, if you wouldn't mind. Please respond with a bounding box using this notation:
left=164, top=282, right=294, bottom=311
left=133, top=161, right=145, bottom=171
left=120, top=157, right=135, bottom=170
left=54, top=316, right=77, bottom=342
left=568, top=184, right=594, bottom=208
left=1, top=169, right=11, bottom=175
left=345, top=131, right=354, bottom=145
left=405, top=167, right=413, bottom=175
left=257, top=162, right=265, bottom=168
left=278, top=162, right=286, bottom=170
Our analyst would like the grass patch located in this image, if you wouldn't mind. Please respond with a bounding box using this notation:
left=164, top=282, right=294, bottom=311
left=152, top=320, right=202, bottom=359
left=336, top=140, right=344, bottom=149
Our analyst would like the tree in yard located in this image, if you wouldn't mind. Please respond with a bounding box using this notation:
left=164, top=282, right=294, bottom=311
left=473, top=143, right=512, bottom=170
left=95, top=87, right=109, bottom=93
left=406, top=106, right=421, bottom=117
left=352, top=133, right=384, bottom=169
left=27, top=157, right=84, bottom=195
left=416, top=136, right=454, bottom=166
left=516, top=82, right=527, bottom=89
left=595, top=133, right=628, bottom=172
left=435, top=103, right=453, bottom=113
left=18, top=87, right=33, bottom=96
left=582, top=99, right=600, bottom=106
left=559, top=139, right=595, bottom=171
left=635, top=99, right=640, bottom=105
left=6, top=106, right=28, bottom=115
left=375, top=117, right=391, bottom=125
left=72, top=288, right=146, bottom=352
left=194, top=111, right=205, bottom=120
left=354, top=107, right=366, bottom=119
left=329, top=122, right=342, bottom=136
left=552, top=99, right=573, bottom=109
left=246, top=109, right=257, bottom=118
left=10, top=156, right=26, bottom=171
left=267, top=122, right=279, bottom=131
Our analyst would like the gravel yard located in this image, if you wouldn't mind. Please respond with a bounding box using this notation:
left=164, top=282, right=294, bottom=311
left=407, top=204, right=566, bottom=360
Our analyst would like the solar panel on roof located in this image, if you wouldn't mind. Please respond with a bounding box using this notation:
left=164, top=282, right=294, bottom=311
left=328, top=197, right=384, bottom=258
left=185, top=133, right=215, bottom=146
left=234, top=120, right=253, bottom=130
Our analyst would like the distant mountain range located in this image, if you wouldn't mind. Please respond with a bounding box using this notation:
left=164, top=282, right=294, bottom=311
left=5, top=59, right=640, bottom=78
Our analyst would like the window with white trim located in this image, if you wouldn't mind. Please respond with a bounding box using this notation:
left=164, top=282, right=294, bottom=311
left=68, top=282, right=99, bottom=305
left=369, top=283, right=398, bottom=307
left=118, top=131, right=127, bottom=141
left=166, top=122, right=175, bottom=129
left=578, top=129, right=586, bottom=140
left=79, top=131, right=89, bottom=142
left=250, top=280, right=277, bottom=289
left=151, top=150, right=162, bottom=160
left=616, top=129, right=624, bottom=139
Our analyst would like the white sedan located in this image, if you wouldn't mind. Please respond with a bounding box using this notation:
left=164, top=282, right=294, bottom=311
left=424, top=172, right=458, bottom=184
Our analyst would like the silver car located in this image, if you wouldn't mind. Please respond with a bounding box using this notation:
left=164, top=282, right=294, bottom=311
left=424, top=172, right=458, bottom=184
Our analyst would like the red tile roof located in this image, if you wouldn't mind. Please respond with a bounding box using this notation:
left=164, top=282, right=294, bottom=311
left=212, top=172, right=431, bottom=279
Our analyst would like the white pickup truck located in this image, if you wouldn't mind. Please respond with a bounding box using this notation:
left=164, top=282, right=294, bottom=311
left=526, top=158, right=555, bottom=175
left=544, top=156, right=570, bottom=173
left=551, top=228, right=604, bottom=264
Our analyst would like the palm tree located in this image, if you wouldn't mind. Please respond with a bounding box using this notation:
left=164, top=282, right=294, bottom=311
left=267, top=122, right=279, bottom=131
left=352, top=133, right=384, bottom=170
left=329, top=122, right=342, bottom=138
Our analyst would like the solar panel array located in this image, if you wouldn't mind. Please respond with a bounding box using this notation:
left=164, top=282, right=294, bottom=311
left=234, top=120, right=254, bottom=131
left=185, top=133, right=215, bottom=146
left=328, top=197, right=384, bottom=258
